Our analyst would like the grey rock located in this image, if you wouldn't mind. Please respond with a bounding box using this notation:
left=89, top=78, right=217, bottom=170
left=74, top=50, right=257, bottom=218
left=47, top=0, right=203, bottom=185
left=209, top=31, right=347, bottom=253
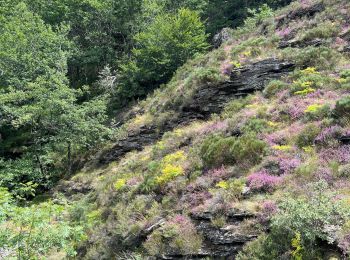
left=276, top=2, right=325, bottom=29
left=170, top=209, right=257, bottom=258
left=338, top=135, right=350, bottom=145
left=343, top=45, right=350, bottom=53
left=340, top=29, right=350, bottom=42
left=56, top=180, right=92, bottom=196
left=100, top=59, right=294, bottom=165
left=212, top=28, right=233, bottom=48
left=278, top=38, right=327, bottom=49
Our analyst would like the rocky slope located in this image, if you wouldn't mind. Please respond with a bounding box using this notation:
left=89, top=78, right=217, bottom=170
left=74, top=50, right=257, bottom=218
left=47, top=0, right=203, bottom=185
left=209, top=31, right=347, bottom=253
left=55, top=0, right=350, bottom=259
left=100, top=59, right=294, bottom=165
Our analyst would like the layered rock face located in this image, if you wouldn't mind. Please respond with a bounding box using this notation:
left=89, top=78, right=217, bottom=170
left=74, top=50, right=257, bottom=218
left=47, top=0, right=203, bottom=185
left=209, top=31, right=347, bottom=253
left=100, top=59, right=294, bottom=165
left=92, top=59, right=294, bottom=259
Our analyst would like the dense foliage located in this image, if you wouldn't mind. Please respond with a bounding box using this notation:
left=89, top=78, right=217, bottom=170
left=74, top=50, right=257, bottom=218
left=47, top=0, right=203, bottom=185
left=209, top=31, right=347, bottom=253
left=3, top=0, right=349, bottom=258
left=0, top=3, right=111, bottom=197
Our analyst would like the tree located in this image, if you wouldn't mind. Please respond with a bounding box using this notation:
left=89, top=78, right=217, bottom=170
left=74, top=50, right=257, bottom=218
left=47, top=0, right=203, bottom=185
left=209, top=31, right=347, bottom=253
left=204, top=0, right=292, bottom=35
left=118, top=8, right=209, bottom=101
left=0, top=3, right=111, bottom=194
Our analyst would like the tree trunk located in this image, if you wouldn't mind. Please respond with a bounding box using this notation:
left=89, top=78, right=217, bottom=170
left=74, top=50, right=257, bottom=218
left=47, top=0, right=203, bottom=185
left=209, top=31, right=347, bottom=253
left=67, top=141, right=72, bottom=175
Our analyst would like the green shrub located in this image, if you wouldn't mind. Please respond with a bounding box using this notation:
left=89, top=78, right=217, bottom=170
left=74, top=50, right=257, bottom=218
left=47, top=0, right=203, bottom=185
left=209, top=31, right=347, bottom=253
left=216, top=178, right=245, bottom=200
left=192, top=67, right=222, bottom=84
left=200, top=133, right=266, bottom=169
left=200, top=135, right=237, bottom=168
left=289, top=69, right=330, bottom=94
left=338, top=164, right=350, bottom=178
left=263, top=80, right=287, bottom=98
left=271, top=181, right=350, bottom=247
left=295, top=124, right=321, bottom=148
left=236, top=234, right=279, bottom=260
left=340, top=69, right=350, bottom=79
left=301, top=21, right=340, bottom=41
left=282, top=46, right=341, bottom=70
left=241, top=118, right=270, bottom=134
left=304, top=104, right=331, bottom=121
left=221, top=97, right=251, bottom=119
left=334, top=96, right=350, bottom=118
left=238, top=181, right=350, bottom=259
left=231, top=134, right=267, bottom=167
left=0, top=157, right=43, bottom=199
left=0, top=194, right=85, bottom=259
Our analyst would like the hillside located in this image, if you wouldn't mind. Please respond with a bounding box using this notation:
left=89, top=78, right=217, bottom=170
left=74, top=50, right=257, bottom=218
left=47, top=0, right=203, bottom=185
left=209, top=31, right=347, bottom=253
left=2, top=0, right=350, bottom=259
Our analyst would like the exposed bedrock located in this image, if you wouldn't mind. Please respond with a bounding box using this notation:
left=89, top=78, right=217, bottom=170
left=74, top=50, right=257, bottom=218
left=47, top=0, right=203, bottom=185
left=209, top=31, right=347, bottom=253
left=100, top=58, right=295, bottom=165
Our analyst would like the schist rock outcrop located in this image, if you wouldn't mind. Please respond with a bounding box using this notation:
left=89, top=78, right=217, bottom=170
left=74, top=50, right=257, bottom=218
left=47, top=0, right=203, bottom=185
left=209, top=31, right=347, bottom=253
left=100, top=59, right=295, bottom=165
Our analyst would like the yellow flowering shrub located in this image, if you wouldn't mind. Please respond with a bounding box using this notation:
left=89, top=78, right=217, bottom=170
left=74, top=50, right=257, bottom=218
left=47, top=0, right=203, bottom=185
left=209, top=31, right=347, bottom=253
left=291, top=232, right=303, bottom=260
left=302, top=146, right=314, bottom=153
left=114, top=179, right=127, bottom=191
left=129, top=113, right=153, bottom=129
left=216, top=181, right=229, bottom=189
left=214, top=179, right=245, bottom=200
left=174, top=129, right=185, bottom=137
left=304, top=104, right=323, bottom=113
left=294, top=87, right=316, bottom=95
left=242, top=50, right=252, bottom=57
left=301, top=67, right=318, bottom=74
left=155, top=151, right=186, bottom=185
left=300, top=81, right=313, bottom=88
left=162, top=151, right=185, bottom=164
left=337, top=78, right=347, bottom=84
left=267, top=121, right=280, bottom=128
left=232, top=61, right=242, bottom=68
left=272, top=145, right=293, bottom=151
left=156, top=165, right=184, bottom=185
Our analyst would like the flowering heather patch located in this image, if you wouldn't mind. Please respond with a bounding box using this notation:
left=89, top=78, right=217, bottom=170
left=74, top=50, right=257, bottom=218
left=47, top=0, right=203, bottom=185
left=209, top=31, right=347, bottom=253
left=306, top=90, right=339, bottom=100
left=279, top=157, right=302, bottom=174
left=333, top=37, right=347, bottom=49
left=339, top=233, right=350, bottom=255
left=181, top=190, right=212, bottom=208
left=264, top=150, right=302, bottom=174
left=258, top=200, right=278, bottom=224
left=200, top=120, right=229, bottom=134
left=276, top=89, right=290, bottom=102
left=247, top=170, right=282, bottom=192
left=314, top=167, right=333, bottom=184
left=262, top=122, right=304, bottom=146
left=262, top=131, right=286, bottom=146
left=319, top=145, right=350, bottom=164
left=276, top=27, right=292, bottom=38
left=127, top=176, right=144, bottom=187
left=240, top=107, right=258, bottom=119
left=315, top=125, right=343, bottom=144
left=284, top=98, right=312, bottom=119
left=170, top=214, right=188, bottom=225
left=344, top=128, right=350, bottom=136
left=299, top=0, right=313, bottom=7
left=220, top=60, right=233, bottom=76
left=205, top=166, right=231, bottom=181
left=280, top=91, right=338, bottom=120
left=341, top=24, right=350, bottom=34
